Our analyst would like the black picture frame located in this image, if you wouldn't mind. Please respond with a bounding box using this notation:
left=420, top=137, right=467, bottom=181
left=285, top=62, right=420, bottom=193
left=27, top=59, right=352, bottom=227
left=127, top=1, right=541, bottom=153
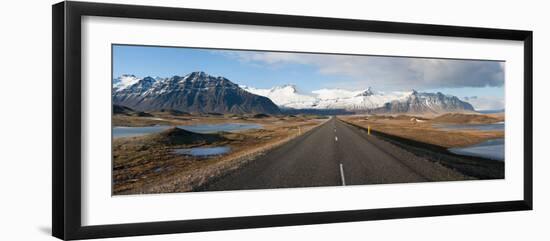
left=52, top=1, right=533, bottom=240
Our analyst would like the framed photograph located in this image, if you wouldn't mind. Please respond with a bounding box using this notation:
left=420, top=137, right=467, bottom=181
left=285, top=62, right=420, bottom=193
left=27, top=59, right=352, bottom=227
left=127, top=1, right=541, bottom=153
left=52, top=1, right=533, bottom=240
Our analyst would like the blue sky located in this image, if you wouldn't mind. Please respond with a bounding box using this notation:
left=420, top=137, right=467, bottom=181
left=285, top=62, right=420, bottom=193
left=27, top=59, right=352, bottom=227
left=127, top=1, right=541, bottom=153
left=113, top=45, right=337, bottom=91
left=113, top=44, right=505, bottom=107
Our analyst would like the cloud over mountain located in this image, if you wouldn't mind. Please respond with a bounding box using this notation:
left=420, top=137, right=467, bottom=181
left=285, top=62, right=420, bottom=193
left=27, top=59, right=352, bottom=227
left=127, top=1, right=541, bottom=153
left=223, top=51, right=504, bottom=90
left=462, top=96, right=505, bottom=111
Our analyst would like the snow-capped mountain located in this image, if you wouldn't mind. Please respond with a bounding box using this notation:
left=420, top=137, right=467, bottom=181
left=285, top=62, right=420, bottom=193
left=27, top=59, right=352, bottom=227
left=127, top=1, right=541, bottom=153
left=242, top=85, right=412, bottom=112
left=312, top=88, right=411, bottom=111
left=112, top=72, right=280, bottom=114
left=241, top=85, right=318, bottom=109
left=373, top=90, right=475, bottom=114
left=243, top=84, right=474, bottom=114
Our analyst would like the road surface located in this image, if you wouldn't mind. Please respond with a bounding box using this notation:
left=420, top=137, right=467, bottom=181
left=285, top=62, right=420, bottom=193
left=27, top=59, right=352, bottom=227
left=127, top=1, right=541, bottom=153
left=201, top=117, right=464, bottom=191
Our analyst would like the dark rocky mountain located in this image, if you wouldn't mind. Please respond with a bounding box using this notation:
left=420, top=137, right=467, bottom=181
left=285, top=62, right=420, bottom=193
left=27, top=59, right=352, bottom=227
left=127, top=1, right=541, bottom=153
left=373, top=90, right=475, bottom=114
left=112, top=71, right=281, bottom=115
left=355, top=87, right=375, bottom=97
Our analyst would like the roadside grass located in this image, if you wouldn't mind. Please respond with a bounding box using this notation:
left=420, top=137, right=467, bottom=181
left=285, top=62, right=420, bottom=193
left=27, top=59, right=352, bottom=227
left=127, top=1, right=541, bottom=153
left=340, top=114, right=504, bottom=148
left=340, top=115, right=504, bottom=179
left=112, top=115, right=324, bottom=195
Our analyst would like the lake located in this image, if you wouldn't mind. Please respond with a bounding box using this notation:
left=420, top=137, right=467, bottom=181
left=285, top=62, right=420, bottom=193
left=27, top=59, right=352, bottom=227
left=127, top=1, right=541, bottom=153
left=448, top=138, right=504, bottom=161
left=181, top=123, right=263, bottom=134
left=173, top=146, right=231, bottom=157
left=113, top=123, right=263, bottom=138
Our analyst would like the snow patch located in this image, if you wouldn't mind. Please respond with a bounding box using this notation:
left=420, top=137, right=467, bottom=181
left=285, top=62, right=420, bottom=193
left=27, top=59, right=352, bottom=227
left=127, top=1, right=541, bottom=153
left=113, top=74, right=141, bottom=90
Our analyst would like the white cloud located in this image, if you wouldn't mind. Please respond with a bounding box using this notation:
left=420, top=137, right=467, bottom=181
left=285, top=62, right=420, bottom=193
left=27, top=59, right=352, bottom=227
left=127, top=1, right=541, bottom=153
left=222, top=51, right=504, bottom=91
left=462, top=96, right=505, bottom=111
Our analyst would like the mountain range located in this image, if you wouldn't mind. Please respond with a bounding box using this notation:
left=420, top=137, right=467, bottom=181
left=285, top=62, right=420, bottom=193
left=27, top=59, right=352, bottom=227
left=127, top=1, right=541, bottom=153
left=113, top=71, right=281, bottom=114
left=242, top=84, right=474, bottom=114
left=113, top=71, right=475, bottom=115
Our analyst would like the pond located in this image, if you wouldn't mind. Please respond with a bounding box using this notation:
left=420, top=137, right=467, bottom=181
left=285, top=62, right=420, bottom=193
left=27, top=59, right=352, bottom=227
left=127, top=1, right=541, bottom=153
left=448, top=138, right=504, bottom=161
left=172, top=146, right=231, bottom=157
left=113, top=123, right=263, bottom=138
left=112, top=125, right=170, bottom=138
left=180, top=123, right=263, bottom=134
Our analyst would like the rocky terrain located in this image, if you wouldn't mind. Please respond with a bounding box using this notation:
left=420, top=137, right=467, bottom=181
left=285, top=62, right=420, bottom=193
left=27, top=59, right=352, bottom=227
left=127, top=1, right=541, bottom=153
left=113, top=71, right=281, bottom=115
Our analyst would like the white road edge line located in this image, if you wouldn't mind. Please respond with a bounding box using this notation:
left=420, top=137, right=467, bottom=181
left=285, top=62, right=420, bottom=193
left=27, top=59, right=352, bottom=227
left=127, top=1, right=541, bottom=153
left=339, top=163, right=346, bottom=186
left=335, top=136, right=338, bottom=142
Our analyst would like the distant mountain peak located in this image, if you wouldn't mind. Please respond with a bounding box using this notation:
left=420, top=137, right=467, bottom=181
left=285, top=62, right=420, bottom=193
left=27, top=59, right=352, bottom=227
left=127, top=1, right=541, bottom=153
left=280, top=84, right=297, bottom=88
left=142, top=76, right=156, bottom=81
left=184, top=71, right=209, bottom=81
left=188, top=70, right=206, bottom=76
left=127, top=76, right=157, bottom=91
left=355, top=87, right=374, bottom=97
left=373, top=89, right=475, bottom=114
left=273, top=84, right=298, bottom=93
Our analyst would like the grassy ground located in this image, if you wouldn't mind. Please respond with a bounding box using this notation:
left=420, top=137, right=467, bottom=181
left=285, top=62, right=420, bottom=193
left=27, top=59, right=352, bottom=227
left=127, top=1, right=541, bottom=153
left=113, top=112, right=505, bottom=194
left=340, top=113, right=504, bottom=148
left=112, top=114, right=325, bottom=195
left=340, top=114, right=505, bottom=179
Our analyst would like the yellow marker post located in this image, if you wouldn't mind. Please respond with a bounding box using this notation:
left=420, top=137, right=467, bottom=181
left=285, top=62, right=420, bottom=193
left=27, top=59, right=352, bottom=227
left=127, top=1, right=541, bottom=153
left=367, top=125, right=371, bottom=135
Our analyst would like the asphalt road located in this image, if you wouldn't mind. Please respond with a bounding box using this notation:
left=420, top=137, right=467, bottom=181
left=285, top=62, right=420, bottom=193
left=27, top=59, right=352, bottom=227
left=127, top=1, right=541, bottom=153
left=201, top=117, right=461, bottom=191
